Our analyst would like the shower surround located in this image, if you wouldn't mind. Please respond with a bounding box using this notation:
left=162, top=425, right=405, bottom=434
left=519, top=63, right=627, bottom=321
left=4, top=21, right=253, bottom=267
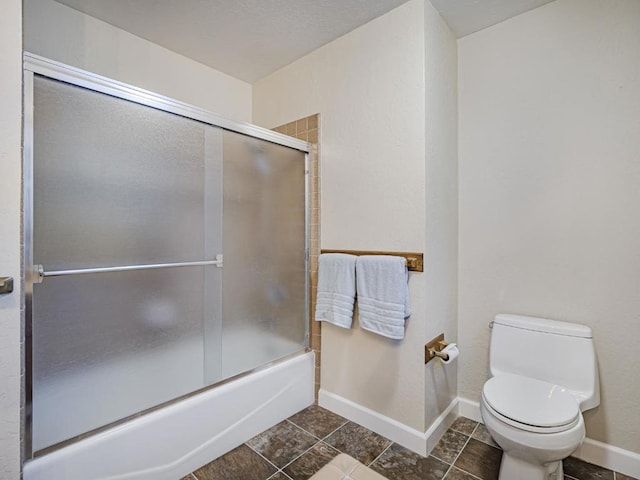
left=22, top=53, right=313, bottom=479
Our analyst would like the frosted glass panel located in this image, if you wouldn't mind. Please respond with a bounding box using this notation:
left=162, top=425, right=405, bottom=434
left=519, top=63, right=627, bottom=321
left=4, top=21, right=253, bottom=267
left=29, top=73, right=307, bottom=454
left=221, top=131, right=307, bottom=378
left=33, top=76, right=208, bottom=270
left=32, top=268, right=206, bottom=451
left=31, top=76, right=223, bottom=451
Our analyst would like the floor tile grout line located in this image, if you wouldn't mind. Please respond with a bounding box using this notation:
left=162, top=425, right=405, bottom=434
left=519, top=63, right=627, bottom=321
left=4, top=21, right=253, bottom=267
left=318, top=419, right=351, bottom=443
left=268, top=471, right=293, bottom=480
left=311, top=418, right=355, bottom=449
left=245, top=414, right=332, bottom=474
left=430, top=450, right=458, bottom=466
left=245, top=410, right=352, bottom=476
left=195, top=419, right=493, bottom=480
left=366, top=440, right=394, bottom=467
left=282, top=416, right=353, bottom=460
left=471, top=435, right=498, bottom=448
left=468, top=422, right=500, bottom=449
left=244, top=441, right=285, bottom=474
left=279, top=439, right=322, bottom=471
left=430, top=422, right=481, bottom=465
left=447, top=421, right=605, bottom=480
left=286, top=408, right=389, bottom=451
left=446, top=426, right=505, bottom=480
left=278, top=438, right=340, bottom=473
left=286, top=416, right=349, bottom=442
left=322, top=419, right=395, bottom=467
left=451, top=419, right=481, bottom=438
left=190, top=411, right=627, bottom=480
left=450, top=465, right=485, bottom=480
left=284, top=418, right=323, bottom=441
left=441, top=430, right=474, bottom=480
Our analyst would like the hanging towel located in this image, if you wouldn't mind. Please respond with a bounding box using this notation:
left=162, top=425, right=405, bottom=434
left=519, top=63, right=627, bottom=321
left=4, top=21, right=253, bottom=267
left=315, top=253, right=358, bottom=329
left=356, top=255, right=410, bottom=340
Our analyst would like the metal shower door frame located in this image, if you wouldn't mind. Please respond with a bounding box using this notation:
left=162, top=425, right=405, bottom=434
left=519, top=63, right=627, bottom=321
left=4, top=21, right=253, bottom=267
left=22, top=52, right=311, bottom=459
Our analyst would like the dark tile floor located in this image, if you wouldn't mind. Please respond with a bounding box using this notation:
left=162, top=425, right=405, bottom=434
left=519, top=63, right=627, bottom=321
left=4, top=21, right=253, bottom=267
left=181, top=406, right=637, bottom=480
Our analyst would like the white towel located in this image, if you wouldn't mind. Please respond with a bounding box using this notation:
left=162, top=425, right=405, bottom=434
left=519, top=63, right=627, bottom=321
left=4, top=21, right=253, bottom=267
left=356, top=255, right=410, bottom=339
left=315, top=253, right=357, bottom=329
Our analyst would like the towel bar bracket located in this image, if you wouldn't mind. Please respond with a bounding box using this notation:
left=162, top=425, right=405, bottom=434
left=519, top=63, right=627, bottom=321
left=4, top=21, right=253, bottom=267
left=320, top=249, right=423, bottom=272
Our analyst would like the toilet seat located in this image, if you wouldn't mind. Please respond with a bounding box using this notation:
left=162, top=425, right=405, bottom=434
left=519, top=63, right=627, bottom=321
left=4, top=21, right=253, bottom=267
left=482, top=374, right=580, bottom=434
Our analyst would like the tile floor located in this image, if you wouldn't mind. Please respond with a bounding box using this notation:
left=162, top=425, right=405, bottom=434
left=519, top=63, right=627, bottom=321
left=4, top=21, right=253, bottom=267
left=181, top=406, right=637, bottom=480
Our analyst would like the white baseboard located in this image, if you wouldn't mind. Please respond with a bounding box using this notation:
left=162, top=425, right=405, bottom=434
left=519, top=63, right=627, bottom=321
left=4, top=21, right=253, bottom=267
left=457, top=397, right=640, bottom=478
left=318, top=392, right=639, bottom=478
left=425, top=399, right=459, bottom=454
left=573, top=437, right=640, bottom=479
left=457, top=397, right=483, bottom=423
left=318, top=389, right=457, bottom=457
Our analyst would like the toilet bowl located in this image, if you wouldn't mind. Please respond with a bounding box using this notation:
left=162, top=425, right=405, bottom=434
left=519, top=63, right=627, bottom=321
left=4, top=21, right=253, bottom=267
left=480, top=314, right=599, bottom=480
left=480, top=374, right=585, bottom=479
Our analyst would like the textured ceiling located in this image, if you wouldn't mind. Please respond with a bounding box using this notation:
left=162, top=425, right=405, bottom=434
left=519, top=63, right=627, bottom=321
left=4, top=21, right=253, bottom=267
left=54, top=0, right=556, bottom=83
left=53, top=0, right=410, bottom=83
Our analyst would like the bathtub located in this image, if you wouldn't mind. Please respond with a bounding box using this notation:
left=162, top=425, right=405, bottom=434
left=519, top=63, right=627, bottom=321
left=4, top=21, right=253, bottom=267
left=24, top=351, right=314, bottom=480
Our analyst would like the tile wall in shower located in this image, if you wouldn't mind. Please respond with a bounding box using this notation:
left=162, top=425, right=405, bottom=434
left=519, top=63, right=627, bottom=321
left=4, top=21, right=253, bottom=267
left=272, top=114, right=321, bottom=398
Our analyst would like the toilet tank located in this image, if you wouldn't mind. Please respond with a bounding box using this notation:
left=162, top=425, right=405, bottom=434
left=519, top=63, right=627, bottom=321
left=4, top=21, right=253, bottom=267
left=489, top=314, right=600, bottom=411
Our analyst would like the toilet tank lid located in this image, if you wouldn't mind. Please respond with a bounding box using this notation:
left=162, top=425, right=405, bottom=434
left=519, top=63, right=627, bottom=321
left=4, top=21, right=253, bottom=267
left=494, top=314, right=592, bottom=338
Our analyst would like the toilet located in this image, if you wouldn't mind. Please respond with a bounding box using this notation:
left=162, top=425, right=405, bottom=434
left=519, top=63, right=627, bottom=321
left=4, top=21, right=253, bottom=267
left=480, top=314, right=600, bottom=480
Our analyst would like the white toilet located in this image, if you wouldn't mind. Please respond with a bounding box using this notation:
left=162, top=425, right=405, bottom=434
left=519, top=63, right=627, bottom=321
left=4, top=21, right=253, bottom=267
left=480, top=314, right=600, bottom=480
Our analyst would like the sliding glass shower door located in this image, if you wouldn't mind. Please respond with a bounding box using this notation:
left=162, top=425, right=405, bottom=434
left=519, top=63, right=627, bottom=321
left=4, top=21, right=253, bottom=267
left=28, top=73, right=307, bottom=454
left=221, top=131, right=308, bottom=379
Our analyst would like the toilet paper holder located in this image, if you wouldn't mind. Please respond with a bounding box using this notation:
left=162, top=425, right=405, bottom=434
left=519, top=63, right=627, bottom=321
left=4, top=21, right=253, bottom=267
left=425, top=333, right=450, bottom=364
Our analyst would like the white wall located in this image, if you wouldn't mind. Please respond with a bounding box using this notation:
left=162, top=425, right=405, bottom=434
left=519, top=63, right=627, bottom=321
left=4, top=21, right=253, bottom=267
left=254, top=0, right=428, bottom=432
left=0, top=0, right=23, bottom=477
left=423, top=0, right=458, bottom=428
left=23, top=0, right=252, bottom=122
left=254, top=0, right=459, bottom=435
left=1, top=0, right=457, bottom=468
left=458, top=0, right=640, bottom=453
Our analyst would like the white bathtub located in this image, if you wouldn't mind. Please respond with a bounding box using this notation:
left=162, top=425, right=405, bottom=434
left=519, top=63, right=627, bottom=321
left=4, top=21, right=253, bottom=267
left=24, top=351, right=314, bottom=480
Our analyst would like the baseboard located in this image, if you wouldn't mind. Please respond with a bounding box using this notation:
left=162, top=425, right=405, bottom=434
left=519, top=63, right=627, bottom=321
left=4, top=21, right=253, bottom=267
left=457, top=397, right=640, bottom=478
left=457, top=397, right=482, bottom=423
left=318, top=392, right=640, bottom=478
left=424, top=399, right=459, bottom=454
left=318, top=389, right=457, bottom=457
left=573, top=437, right=640, bottom=479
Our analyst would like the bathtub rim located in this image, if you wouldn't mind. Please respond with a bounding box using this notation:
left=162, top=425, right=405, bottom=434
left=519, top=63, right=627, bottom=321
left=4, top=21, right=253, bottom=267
left=33, top=346, right=312, bottom=458
left=24, top=349, right=315, bottom=480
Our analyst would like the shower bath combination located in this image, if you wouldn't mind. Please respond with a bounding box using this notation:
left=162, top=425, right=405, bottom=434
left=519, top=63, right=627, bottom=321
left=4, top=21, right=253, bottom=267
left=22, top=53, right=314, bottom=480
